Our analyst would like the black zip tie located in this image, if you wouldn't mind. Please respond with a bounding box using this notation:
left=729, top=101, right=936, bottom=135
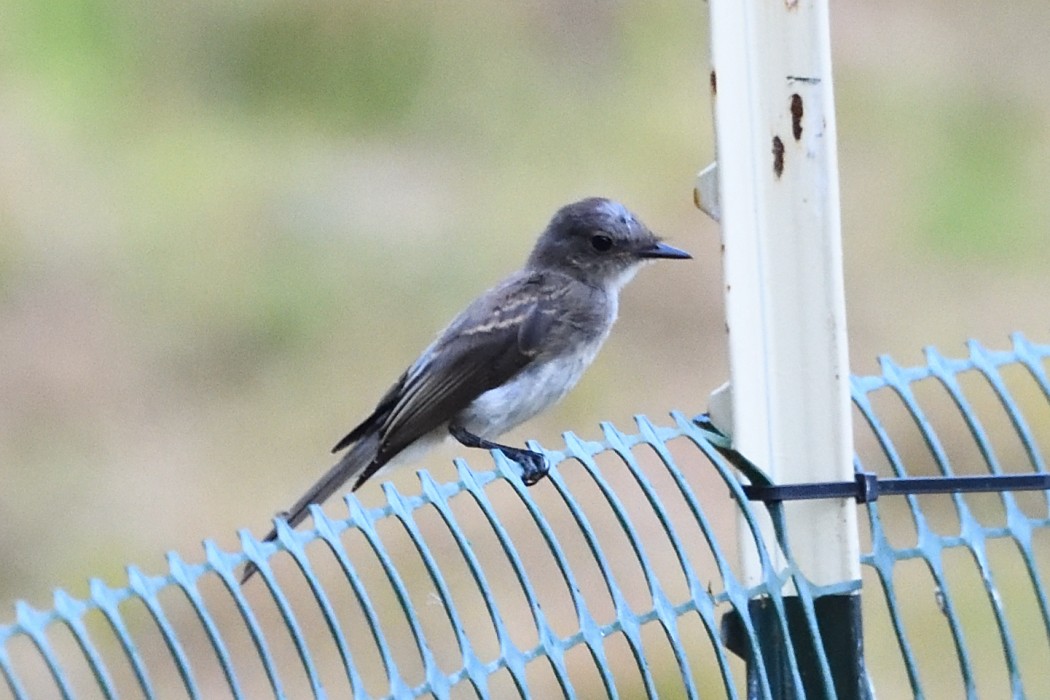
left=693, top=414, right=1050, bottom=504
left=742, top=471, right=1050, bottom=504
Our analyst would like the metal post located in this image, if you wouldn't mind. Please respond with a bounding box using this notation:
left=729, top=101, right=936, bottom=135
left=697, top=0, right=865, bottom=697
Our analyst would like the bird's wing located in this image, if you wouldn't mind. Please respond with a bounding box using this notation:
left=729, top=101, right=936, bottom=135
left=372, top=272, right=559, bottom=461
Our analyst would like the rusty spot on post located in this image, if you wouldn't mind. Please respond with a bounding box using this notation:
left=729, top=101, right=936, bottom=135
left=790, top=94, right=803, bottom=141
left=772, top=136, right=785, bottom=178
left=710, top=70, right=717, bottom=96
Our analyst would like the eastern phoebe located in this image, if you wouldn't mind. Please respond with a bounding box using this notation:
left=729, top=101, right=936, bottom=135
left=243, top=197, right=689, bottom=582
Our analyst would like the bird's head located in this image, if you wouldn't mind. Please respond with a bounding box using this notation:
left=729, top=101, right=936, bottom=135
left=527, top=197, right=691, bottom=289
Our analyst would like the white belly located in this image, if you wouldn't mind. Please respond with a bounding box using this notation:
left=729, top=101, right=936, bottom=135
left=456, top=342, right=602, bottom=439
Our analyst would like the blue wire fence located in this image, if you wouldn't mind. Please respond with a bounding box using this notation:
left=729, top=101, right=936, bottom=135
left=1, top=333, right=1048, bottom=698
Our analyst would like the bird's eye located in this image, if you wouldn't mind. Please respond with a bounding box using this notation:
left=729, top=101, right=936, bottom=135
left=590, top=234, right=613, bottom=252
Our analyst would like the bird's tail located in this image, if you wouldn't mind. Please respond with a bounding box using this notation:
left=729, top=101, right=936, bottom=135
left=240, top=433, right=379, bottom=583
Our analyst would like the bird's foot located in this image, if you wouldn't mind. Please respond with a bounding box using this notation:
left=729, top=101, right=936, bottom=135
left=499, top=446, right=550, bottom=486
left=448, top=425, right=550, bottom=486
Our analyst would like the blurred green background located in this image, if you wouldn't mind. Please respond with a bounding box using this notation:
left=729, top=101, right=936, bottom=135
left=1, top=0, right=1049, bottom=695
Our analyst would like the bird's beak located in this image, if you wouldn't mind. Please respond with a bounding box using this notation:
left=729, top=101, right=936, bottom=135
left=637, top=241, right=692, bottom=260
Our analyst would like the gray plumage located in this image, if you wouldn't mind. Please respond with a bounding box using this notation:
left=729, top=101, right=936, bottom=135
left=243, top=197, right=689, bottom=582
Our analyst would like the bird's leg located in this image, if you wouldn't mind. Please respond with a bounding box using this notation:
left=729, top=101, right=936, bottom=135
left=449, top=425, right=550, bottom=485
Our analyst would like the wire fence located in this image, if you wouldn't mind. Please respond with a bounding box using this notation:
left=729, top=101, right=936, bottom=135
left=854, top=334, right=1050, bottom=698
left=1, top=333, right=1049, bottom=698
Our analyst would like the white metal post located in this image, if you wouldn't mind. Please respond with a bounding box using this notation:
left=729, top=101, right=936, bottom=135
left=698, top=0, right=862, bottom=695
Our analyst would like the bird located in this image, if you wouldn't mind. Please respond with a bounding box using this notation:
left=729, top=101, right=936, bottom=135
left=242, top=197, right=690, bottom=582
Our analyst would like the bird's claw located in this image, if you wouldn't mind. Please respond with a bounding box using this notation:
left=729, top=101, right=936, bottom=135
left=500, top=447, right=549, bottom=486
